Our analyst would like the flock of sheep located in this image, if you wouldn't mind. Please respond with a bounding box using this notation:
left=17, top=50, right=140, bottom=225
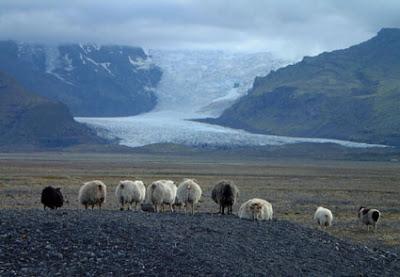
left=41, top=179, right=381, bottom=231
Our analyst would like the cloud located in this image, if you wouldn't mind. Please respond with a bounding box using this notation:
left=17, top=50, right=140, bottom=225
left=0, top=0, right=399, bottom=59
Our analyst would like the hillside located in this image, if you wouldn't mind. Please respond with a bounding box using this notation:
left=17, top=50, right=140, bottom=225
left=205, top=28, right=400, bottom=146
left=0, top=210, right=398, bottom=276
left=0, top=71, right=103, bottom=148
left=0, top=41, right=162, bottom=117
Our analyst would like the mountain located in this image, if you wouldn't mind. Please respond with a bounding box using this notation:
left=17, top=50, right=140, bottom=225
left=0, top=41, right=162, bottom=117
left=0, top=70, right=104, bottom=148
left=205, top=28, right=400, bottom=146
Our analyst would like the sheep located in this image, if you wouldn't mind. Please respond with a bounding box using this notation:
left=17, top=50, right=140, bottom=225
left=41, top=186, right=64, bottom=210
left=146, top=180, right=176, bottom=212
left=211, top=180, right=239, bottom=215
left=313, top=206, right=333, bottom=228
left=115, top=180, right=146, bottom=211
left=78, top=180, right=107, bottom=209
left=176, top=178, right=202, bottom=215
left=358, top=207, right=381, bottom=231
left=238, top=198, right=273, bottom=221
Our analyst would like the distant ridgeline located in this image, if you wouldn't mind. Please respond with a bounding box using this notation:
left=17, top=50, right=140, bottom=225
left=205, top=28, right=400, bottom=146
left=0, top=41, right=162, bottom=117
left=0, top=70, right=104, bottom=148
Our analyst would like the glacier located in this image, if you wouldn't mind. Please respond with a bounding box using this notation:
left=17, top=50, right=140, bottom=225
left=77, top=49, right=385, bottom=149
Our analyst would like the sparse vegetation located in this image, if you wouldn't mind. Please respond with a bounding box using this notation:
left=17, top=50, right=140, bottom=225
left=0, top=152, right=399, bottom=250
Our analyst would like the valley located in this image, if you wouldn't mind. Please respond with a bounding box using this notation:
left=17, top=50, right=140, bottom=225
left=78, top=50, right=386, bottom=149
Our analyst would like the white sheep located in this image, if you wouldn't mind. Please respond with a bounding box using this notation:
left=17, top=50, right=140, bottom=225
left=176, top=178, right=202, bottom=215
left=78, top=180, right=107, bottom=209
left=314, top=206, right=333, bottom=228
left=238, top=198, right=273, bottom=221
left=146, top=180, right=177, bottom=212
left=115, top=180, right=146, bottom=211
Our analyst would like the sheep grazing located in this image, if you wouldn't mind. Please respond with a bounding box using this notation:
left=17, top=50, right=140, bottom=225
left=115, top=180, right=146, bottom=211
left=146, top=180, right=177, bottom=213
left=176, top=178, right=202, bottom=215
left=314, top=206, right=333, bottom=228
left=78, top=180, right=107, bottom=209
left=211, top=180, right=239, bottom=214
left=358, top=207, right=381, bottom=231
left=238, top=198, right=273, bottom=221
left=41, top=186, right=64, bottom=210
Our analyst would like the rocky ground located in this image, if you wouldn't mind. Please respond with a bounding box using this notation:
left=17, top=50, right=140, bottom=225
left=0, top=209, right=399, bottom=276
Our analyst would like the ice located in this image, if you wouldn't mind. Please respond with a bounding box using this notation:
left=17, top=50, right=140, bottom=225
left=148, top=49, right=288, bottom=116
left=76, top=111, right=385, bottom=148
left=129, top=56, right=152, bottom=70
left=77, top=49, right=386, bottom=149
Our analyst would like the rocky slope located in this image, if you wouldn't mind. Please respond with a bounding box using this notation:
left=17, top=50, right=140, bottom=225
left=0, top=71, right=103, bottom=148
left=0, top=210, right=398, bottom=276
left=206, top=28, right=400, bottom=146
left=0, top=41, right=162, bottom=117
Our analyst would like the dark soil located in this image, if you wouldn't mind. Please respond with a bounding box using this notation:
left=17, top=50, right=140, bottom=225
left=0, top=210, right=399, bottom=276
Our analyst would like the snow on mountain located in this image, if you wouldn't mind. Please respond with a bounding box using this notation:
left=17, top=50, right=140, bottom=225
left=77, top=49, right=385, bottom=149
left=0, top=41, right=162, bottom=116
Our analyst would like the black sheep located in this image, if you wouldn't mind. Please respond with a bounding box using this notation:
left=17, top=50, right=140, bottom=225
left=41, top=186, right=64, bottom=210
left=211, top=180, right=239, bottom=215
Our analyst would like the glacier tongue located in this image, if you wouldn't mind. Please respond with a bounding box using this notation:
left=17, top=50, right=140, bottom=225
left=148, top=49, right=286, bottom=116
left=76, top=110, right=384, bottom=148
left=77, top=49, right=385, bottom=149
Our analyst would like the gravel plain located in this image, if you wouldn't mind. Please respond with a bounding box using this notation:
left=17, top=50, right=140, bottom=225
left=1, top=209, right=399, bottom=276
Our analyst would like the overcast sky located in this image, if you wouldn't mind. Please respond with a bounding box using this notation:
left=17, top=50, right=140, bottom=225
left=0, top=0, right=399, bottom=60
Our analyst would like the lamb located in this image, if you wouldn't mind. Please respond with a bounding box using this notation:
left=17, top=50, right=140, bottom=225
left=78, top=180, right=107, bottom=209
left=238, top=198, right=273, bottom=221
left=41, top=186, right=64, bottom=210
left=115, top=180, right=146, bottom=211
left=176, top=178, right=202, bottom=215
left=314, top=206, right=333, bottom=228
left=358, top=207, right=381, bottom=231
left=146, top=180, right=177, bottom=212
left=211, top=180, right=239, bottom=215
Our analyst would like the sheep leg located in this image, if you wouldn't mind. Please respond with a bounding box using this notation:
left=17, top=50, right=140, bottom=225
left=91, top=204, right=95, bottom=210
left=222, top=206, right=225, bottom=215
left=134, top=202, right=138, bottom=211
left=191, top=203, right=194, bottom=215
left=84, top=204, right=88, bottom=210
left=170, top=203, right=174, bottom=213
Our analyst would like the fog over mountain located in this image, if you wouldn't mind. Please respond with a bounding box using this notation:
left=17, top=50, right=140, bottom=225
left=1, top=1, right=400, bottom=59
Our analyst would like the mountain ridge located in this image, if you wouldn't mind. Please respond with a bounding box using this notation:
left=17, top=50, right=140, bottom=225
left=0, top=70, right=104, bottom=148
left=204, top=28, right=400, bottom=146
left=0, top=41, right=162, bottom=117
